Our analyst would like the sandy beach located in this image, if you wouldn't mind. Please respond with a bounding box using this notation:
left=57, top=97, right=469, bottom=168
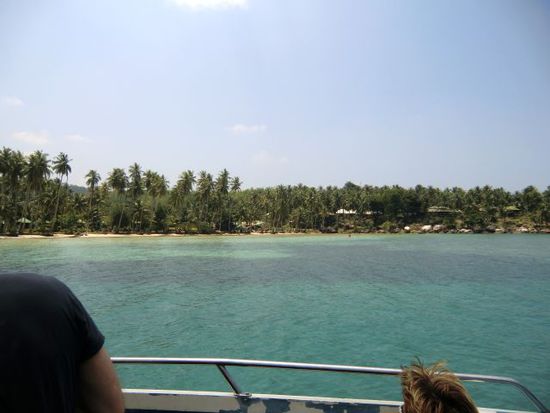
left=0, top=232, right=324, bottom=240
left=1, top=228, right=547, bottom=240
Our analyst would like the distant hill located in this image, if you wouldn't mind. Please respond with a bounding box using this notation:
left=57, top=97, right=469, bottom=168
left=69, top=184, right=87, bottom=194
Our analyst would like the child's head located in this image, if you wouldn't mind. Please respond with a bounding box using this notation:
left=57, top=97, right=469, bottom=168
left=401, top=360, right=478, bottom=413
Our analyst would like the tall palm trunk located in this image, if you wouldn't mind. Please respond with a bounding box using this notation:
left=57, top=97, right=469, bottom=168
left=87, top=188, right=94, bottom=232
left=227, top=198, right=232, bottom=232
left=19, top=188, right=32, bottom=234
left=218, top=199, right=223, bottom=231
left=117, top=195, right=126, bottom=232
left=9, top=177, right=19, bottom=235
left=117, top=205, right=124, bottom=231
left=51, top=177, right=63, bottom=233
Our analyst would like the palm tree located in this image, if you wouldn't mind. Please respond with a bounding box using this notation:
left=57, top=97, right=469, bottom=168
left=22, top=150, right=50, bottom=232
left=107, top=168, right=128, bottom=231
left=0, top=147, right=12, bottom=195
left=143, top=170, right=155, bottom=195
left=172, top=170, right=195, bottom=208
left=143, top=171, right=168, bottom=218
left=271, top=185, right=290, bottom=231
left=132, top=199, right=148, bottom=232
left=128, top=163, right=143, bottom=200
left=107, top=168, right=127, bottom=193
left=196, top=171, right=213, bottom=224
left=170, top=170, right=195, bottom=227
left=85, top=170, right=101, bottom=196
left=73, top=192, right=86, bottom=209
left=227, top=176, right=242, bottom=231
left=180, top=170, right=196, bottom=194
left=151, top=174, right=168, bottom=230
left=152, top=174, right=168, bottom=199
left=230, top=176, right=241, bottom=192
left=51, top=153, right=72, bottom=232
left=85, top=170, right=101, bottom=230
left=131, top=171, right=168, bottom=231
left=1, top=149, right=26, bottom=234
left=25, top=151, right=50, bottom=190
left=215, top=169, right=230, bottom=230
left=0, top=148, right=15, bottom=232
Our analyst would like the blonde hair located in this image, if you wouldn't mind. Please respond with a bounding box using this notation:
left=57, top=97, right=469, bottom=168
left=400, top=360, right=478, bottom=413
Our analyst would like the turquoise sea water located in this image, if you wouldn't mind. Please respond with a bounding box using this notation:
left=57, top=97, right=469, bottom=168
left=1, top=235, right=549, bottom=410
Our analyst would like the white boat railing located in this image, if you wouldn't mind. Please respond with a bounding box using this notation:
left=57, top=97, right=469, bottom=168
left=111, top=357, right=549, bottom=413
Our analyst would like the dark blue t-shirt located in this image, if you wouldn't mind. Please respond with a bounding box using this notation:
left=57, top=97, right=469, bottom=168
left=0, top=273, right=105, bottom=413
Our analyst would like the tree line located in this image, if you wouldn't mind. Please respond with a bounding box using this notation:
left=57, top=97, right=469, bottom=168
left=1, top=147, right=549, bottom=236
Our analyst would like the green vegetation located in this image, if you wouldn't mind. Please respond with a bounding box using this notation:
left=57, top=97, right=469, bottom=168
left=1, top=147, right=549, bottom=235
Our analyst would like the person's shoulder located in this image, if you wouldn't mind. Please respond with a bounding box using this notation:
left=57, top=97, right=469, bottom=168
left=1, top=272, right=57, bottom=284
left=0, top=272, right=73, bottom=300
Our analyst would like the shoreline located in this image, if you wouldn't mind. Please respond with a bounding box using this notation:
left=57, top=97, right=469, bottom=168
left=1, top=230, right=548, bottom=240
left=0, top=232, right=321, bottom=240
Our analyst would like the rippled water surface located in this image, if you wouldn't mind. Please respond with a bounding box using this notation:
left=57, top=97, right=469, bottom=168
left=1, top=235, right=549, bottom=410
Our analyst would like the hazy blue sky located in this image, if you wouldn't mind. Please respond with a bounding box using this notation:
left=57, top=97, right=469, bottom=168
left=1, top=0, right=549, bottom=190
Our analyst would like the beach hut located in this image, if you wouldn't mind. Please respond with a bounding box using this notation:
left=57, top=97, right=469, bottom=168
left=17, top=217, right=32, bottom=233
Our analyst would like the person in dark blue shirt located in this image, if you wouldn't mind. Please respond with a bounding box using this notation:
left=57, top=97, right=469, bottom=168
left=0, top=272, right=124, bottom=413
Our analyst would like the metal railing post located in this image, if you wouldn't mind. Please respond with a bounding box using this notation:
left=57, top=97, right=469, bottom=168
left=216, top=364, right=249, bottom=397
